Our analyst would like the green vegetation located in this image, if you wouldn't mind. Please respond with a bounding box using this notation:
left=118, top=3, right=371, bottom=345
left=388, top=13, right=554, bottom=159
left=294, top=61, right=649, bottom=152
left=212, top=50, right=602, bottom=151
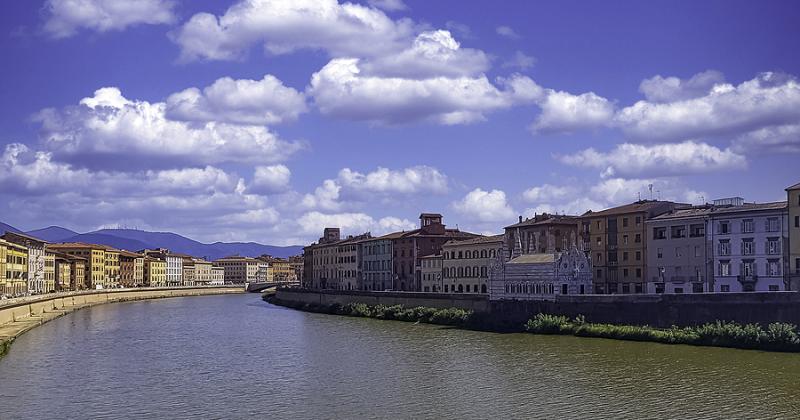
left=525, top=313, right=800, bottom=352
left=267, top=297, right=474, bottom=328
left=0, top=338, right=13, bottom=359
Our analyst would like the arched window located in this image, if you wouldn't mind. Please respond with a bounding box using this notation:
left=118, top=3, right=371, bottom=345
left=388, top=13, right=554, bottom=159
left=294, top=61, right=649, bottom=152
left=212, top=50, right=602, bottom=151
left=489, top=249, right=495, bottom=258
left=473, top=266, right=479, bottom=278
left=481, top=250, right=487, bottom=258
left=505, top=284, right=509, bottom=293
left=457, top=267, right=463, bottom=277
left=458, top=284, right=463, bottom=293
left=465, top=267, right=471, bottom=277
left=481, top=284, right=487, bottom=293
left=481, top=267, right=487, bottom=278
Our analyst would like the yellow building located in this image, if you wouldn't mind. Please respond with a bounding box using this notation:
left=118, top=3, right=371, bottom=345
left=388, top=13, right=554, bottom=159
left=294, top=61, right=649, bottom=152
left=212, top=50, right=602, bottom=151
left=144, top=258, right=167, bottom=287
left=48, top=243, right=107, bottom=289
left=5, top=241, right=28, bottom=296
left=44, top=251, right=56, bottom=293
left=53, top=252, right=73, bottom=291
left=788, top=182, right=800, bottom=290
left=0, top=238, right=7, bottom=295
left=103, top=247, right=120, bottom=288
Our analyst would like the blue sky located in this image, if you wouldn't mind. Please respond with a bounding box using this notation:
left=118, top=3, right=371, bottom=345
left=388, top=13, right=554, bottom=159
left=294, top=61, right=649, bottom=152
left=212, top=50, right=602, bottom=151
left=1, top=0, right=799, bottom=245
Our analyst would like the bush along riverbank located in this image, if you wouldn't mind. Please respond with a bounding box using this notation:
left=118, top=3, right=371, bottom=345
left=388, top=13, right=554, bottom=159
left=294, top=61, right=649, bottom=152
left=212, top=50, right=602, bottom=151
left=266, top=296, right=800, bottom=352
left=525, top=314, right=800, bottom=352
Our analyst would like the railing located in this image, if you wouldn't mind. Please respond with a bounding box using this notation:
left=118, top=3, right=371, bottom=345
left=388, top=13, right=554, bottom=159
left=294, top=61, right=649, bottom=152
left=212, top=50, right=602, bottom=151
left=737, top=274, right=758, bottom=283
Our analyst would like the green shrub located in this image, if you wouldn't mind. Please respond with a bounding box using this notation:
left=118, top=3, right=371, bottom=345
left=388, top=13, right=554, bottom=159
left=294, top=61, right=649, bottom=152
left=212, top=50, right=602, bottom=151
left=525, top=314, right=571, bottom=334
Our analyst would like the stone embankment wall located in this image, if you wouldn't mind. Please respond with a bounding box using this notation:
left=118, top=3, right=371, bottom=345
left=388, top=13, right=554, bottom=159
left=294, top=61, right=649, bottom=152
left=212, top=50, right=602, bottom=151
left=274, top=289, right=800, bottom=329
left=0, top=287, right=243, bottom=356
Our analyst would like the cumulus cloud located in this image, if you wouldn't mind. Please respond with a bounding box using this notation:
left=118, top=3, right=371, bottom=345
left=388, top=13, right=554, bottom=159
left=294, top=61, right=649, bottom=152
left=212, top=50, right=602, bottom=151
left=367, top=0, right=407, bottom=11
left=496, top=25, right=520, bottom=39
left=616, top=72, right=800, bottom=142
left=171, top=0, right=416, bottom=61
left=166, top=75, right=307, bottom=125
left=530, top=90, right=616, bottom=134
left=308, top=58, right=539, bottom=125
left=522, top=184, right=577, bottom=203
left=732, top=123, right=800, bottom=154
left=452, top=188, right=516, bottom=223
left=43, top=0, right=176, bottom=38
left=249, top=165, right=292, bottom=194
left=359, top=30, right=490, bottom=79
left=638, top=70, right=725, bottom=103
left=559, top=141, right=746, bottom=178
left=301, top=180, right=343, bottom=211
left=502, top=51, right=535, bottom=70
left=297, top=211, right=414, bottom=236
left=34, top=87, right=302, bottom=169
left=337, top=165, right=448, bottom=195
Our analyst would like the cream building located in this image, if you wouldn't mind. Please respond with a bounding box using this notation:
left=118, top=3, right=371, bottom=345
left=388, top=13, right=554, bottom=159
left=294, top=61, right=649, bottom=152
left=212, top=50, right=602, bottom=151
left=211, top=266, right=225, bottom=285
left=788, top=182, right=800, bottom=290
left=212, top=256, right=268, bottom=284
left=46, top=243, right=107, bottom=289
left=192, top=259, right=214, bottom=285
left=442, top=235, right=504, bottom=294
left=44, top=251, right=56, bottom=293
left=102, top=247, right=121, bottom=288
left=420, top=254, right=442, bottom=293
left=2, top=232, right=48, bottom=294
left=144, top=258, right=167, bottom=287
left=0, top=239, right=8, bottom=295
left=4, top=240, right=28, bottom=296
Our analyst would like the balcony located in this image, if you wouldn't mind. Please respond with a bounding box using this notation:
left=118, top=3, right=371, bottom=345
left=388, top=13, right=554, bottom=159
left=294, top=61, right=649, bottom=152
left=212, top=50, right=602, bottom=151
left=737, top=274, right=758, bottom=284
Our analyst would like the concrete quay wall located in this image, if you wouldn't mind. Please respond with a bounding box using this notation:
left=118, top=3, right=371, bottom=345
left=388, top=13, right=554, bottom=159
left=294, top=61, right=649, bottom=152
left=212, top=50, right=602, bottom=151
left=274, top=289, right=800, bottom=329
left=0, top=287, right=243, bottom=357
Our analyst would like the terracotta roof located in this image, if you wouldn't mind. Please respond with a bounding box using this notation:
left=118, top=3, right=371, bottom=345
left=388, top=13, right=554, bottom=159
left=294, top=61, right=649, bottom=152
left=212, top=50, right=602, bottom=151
left=649, top=206, right=715, bottom=221
left=505, top=215, right=579, bottom=229
left=580, top=200, right=685, bottom=218
left=508, top=254, right=556, bottom=264
left=2, top=231, right=48, bottom=244
left=117, top=250, right=144, bottom=258
left=48, top=242, right=106, bottom=250
left=444, top=234, right=504, bottom=247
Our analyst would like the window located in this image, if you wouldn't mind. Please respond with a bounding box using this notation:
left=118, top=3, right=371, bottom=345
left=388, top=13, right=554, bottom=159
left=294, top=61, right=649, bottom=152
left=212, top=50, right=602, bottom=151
left=623, top=268, right=629, bottom=277
left=596, top=221, right=602, bottom=230
left=675, top=247, right=683, bottom=258
left=694, top=246, right=701, bottom=257
left=635, top=233, right=641, bottom=243
left=653, top=227, right=667, bottom=240
left=657, top=248, right=663, bottom=258
left=769, top=285, right=780, bottom=292
left=766, top=218, right=779, bottom=232
left=596, top=237, right=602, bottom=246
left=742, top=219, right=754, bottom=233
left=742, top=239, right=754, bottom=256
left=671, top=225, right=686, bottom=238
left=623, top=235, right=629, bottom=245
left=622, top=283, right=630, bottom=293
left=635, top=216, right=641, bottom=226
left=596, top=269, right=602, bottom=279
left=622, top=252, right=629, bottom=261
left=622, top=218, right=629, bottom=228
left=689, top=224, right=705, bottom=238
left=719, top=221, right=730, bottom=234
left=796, top=215, right=800, bottom=228
left=719, top=261, right=731, bottom=276
left=595, top=253, right=602, bottom=263
left=768, top=260, right=780, bottom=276
left=718, top=240, right=731, bottom=256
left=743, top=261, right=755, bottom=276
left=721, top=284, right=730, bottom=292
left=635, top=251, right=641, bottom=261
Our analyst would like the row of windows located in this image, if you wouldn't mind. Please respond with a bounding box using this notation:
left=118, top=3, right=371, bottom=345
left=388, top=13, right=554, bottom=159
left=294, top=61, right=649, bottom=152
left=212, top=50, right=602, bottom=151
left=595, top=233, right=642, bottom=247
left=596, top=268, right=642, bottom=279
left=592, top=216, right=643, bottom=231
left=441, top=284, right=486, bottom=293
left=443, top=266, right=489, bottom=278
left=717, top=260, right=783, bottom=276
left=597, top=250, right=642, bottom=263
left=717, top=238, right=782, bottom=256
left=504, top=283, right=558, bottom=295
left=652, top=224, right=705, bottom=240
left=716, top=218, right=782, bottom=234
left=443, top=249, right=498, bottom=260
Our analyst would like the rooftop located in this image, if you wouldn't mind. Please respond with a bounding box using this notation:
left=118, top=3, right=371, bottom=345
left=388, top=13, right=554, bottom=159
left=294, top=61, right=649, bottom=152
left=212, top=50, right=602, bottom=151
left=48, top=242, right=107, bottom=250
left=508, top=254, right=556, bottom=264
left=786, top=181, right=800, bottom=191
left=505, top=214, right=579, bottom=229
left=581, top=200, right=685, bottom=218
left=2, top=231, right=48, bottom=244
left=650, top=201, right=787, bottom=221
left=444, top=234, right=504, bottom=247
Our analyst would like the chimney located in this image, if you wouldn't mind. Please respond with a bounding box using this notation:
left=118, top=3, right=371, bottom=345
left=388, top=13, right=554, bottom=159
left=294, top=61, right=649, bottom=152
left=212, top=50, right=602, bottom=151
left=518, top=215, right=523, bottom=223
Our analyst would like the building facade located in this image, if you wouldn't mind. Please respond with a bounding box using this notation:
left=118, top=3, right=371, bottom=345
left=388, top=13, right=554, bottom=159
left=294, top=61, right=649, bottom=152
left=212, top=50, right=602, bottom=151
left=212, top=256, right=268, bottom=284
left=336, top=234, right=371, bottom=291
left=192, top=259, right=214, bottom=285
left=103, top=247, right=120, bottom=288
left=2, top=232, right=48, bottom=294
left=419, top=254, right=442, bottom=293
left=44, top=251, right=56, bottom=293
left=707, top=200, right=789, bottom=292
left=788, top=182, right=800, bottom=290
left=489, top=247, right=593, bottom=300
left=360, top=233, right=398, bottom=291
left=441, top=235, right=504, bottom=294
left=580, top=201, right=684, bottom=294
left=144, top=258, right=167, bottom=287
left=54, top=253, right=72, bottom=291
left=47, top=243, right=107, bottom=289
left=646, top=207, right=712, bottom=294
left=211, top=266, right=225, bottom=285
left=308, top=228, right=342, bottom=289
left=4, top=240, right=28, bottom=296
left=504, top=214, right=579, bottom=259
left=118, top=250, right=145, bottom=288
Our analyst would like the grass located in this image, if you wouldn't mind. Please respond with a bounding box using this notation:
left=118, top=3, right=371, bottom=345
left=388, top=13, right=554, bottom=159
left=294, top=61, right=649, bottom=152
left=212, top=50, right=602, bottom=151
left=0, top=338, right=12, bottom=359
left=525, top=313, right=800, bottom=352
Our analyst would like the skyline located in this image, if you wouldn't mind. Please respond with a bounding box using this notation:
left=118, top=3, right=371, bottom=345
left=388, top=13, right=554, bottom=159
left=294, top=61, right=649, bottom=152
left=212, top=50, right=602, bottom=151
left=1, top=0, right=799, bottom=245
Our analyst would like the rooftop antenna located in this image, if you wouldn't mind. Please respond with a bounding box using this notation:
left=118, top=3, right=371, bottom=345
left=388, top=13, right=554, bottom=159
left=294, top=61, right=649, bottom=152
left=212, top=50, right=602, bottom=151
left=637, top=191, right=641, bottom=201
left=648, top=184, right=654, bottom=200
left=657, top=190, right=661, bottom=200
left=700, top=195, right=705, bottom=204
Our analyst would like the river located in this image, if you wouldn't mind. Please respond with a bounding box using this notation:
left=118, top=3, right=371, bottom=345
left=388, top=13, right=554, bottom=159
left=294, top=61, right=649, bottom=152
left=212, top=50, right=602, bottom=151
left=0, top=294, right=798, bottom=419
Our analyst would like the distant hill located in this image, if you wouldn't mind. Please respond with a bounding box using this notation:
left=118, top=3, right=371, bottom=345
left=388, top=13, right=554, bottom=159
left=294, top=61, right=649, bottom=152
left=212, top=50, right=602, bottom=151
left=1, top=222, right=303, bottom=260
left=25, top=226, right=78, bottom=242
left=0, top=222, right=21, bottom=235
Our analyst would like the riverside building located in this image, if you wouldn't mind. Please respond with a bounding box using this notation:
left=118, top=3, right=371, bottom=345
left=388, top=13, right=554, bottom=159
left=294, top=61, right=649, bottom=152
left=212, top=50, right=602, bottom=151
left=707, top=199, right=789, bottom=292
left=419, top=254, right=443, bottom=292
left=579, top=200, right=685, bottom=294
left=788, top=182, right=800, bottom=290
left=504, top=213, right=579, bottom=259
left=360, top=232, right=400, bottom=291
left=2, top=232, right=48, bottom=294
left=118, top=250, right=145, bottom=288
left=489, top=246, right=593, bottom=300
left=212, top=256, right=268, bottom=284
left=441, top=234, right=504, bottom=294
left=144, top=258, right=167, bottom=287
left=4, top=240, right=28, bottom=295
left=46, top=242, right=107, bottom=289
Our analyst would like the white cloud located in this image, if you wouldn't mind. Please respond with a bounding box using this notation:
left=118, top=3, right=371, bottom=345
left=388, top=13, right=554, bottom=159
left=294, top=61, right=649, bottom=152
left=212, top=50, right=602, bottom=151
left=590, top=178, right=705, bottom=206
left=171, top=0, right=416, bottom=61
left=301, top=180, right=342, bottom=211
left=359, top=30, right=490, bottom=79
left=444, top=21, right=472, bottom=39
left=35, top=87, right=302, bottom=169
left=531, top=90, right=615, bottom=133
left=502, top=51, right=535, bottom=70
left=732, top=123, right=800, bottom=154
left=559, top=141, right=746, bottom=178
left=249, top=165, right=292, bottom=194
left=296, top=211, right=414, bottom=236
left=524, top=197, right=604, bottom=218
left=43, top=0, right=176, bottom=38
left=639, top=70, right=725, bottom=103
left=522, top=184, right=577, bottom=203
left=496, top=25, right=520, bottom=39
left=452, top=188, right=516, bottom=223
left=367, top=0, right=407, bottom=11
left=337, top=165, right=448, bottom=195
left=166, top=75, right=307, bottom=125
left=616, top=72, right=800, bottom=142
left=308, top=58, right=539, bottom=125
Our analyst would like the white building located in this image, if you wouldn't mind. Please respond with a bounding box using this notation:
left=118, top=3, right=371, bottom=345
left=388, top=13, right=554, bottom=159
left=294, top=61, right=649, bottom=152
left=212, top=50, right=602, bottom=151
left=211, top=266, right=225, bottom=285
left=2, top=232, right=47, bottom=294
left=708, top=199, right=789, bottom=292
left=489, top=246, right=593, bottom=300
left=165, top=254, right=183, bottom=287
left=420, top=254, right=443, bottom=293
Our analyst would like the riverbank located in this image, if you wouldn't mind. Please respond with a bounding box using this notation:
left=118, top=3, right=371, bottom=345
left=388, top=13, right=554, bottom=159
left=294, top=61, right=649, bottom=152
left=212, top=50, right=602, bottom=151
left=266, top=296, right=800, bottom=352
left=0, top=287, right=243, bottom=360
